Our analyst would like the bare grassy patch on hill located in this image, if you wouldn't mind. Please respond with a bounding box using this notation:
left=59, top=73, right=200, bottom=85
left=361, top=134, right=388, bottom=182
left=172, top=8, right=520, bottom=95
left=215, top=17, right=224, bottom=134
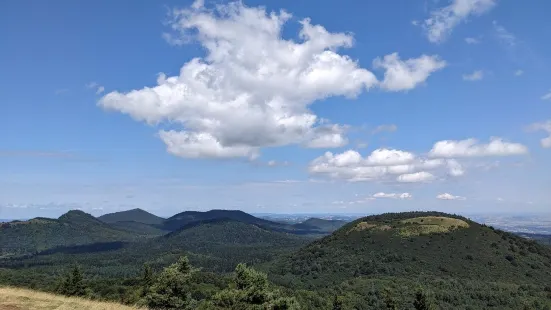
left=399, top=216, right=469, bottom=237
left=349, top=222, right=377, bottom=232
left=0, top=287, right=142, bottom=310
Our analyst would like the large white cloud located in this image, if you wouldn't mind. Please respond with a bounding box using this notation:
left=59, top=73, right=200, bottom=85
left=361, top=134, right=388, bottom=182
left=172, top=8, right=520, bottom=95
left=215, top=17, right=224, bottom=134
left=99, top=2, right=445, bottom=159
left=309, top=136, right=525, bottom=183
left=528, top=121, right=551, bottom=148
left=308, top=148, right=448, bottom=183
left=423, top=0, right=496, bottom=43
left=429, top=138, right=528, bottom=158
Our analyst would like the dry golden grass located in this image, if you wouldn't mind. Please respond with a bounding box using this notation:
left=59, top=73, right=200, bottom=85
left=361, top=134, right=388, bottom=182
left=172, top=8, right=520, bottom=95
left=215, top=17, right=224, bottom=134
left=0, top=287, right=144, bottom=310
left=399, top=216, right=469, bottom=237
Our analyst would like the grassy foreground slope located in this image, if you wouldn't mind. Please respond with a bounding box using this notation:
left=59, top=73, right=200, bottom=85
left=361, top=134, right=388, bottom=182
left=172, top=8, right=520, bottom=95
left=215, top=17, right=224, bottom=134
left=0, top=287, right=142, bottom=310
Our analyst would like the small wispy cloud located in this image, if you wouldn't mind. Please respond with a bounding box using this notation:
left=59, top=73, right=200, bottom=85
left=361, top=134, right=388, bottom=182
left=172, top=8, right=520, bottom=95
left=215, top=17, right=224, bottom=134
left=541, top=90, right=551, bottom=101
left=54, top=89, right=69, bottom=95
left=0, top=150, right=74, bottom=158
left=462, top=70, right=484, bottom=81
left=373, top=192, right=412, bottom=199
left=86, top=82, right=105, bottom=95
left=465, top=37, right=480, bottom=44
left=493, top=20, right=517, bottom=47
left=514, top=70, right=524, bottom=76
left=372, top=124, right=398, bottom=134
left=423, top=0, right=496, bottom=43
left=266, top=160, right=290, bottom=167
left=437, top=193, right=466, bottom=200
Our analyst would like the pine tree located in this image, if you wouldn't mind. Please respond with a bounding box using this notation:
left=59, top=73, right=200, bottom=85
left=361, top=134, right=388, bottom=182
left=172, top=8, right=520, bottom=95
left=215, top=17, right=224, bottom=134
left=145, top=256, right=197, bottom=309
left=212, top=263, right=299, bottom=309
left=413, top=288, right=436, bottom=310
left=56, top=265, right=87, bottom=297
left=140, top=263, right=154, bottom=297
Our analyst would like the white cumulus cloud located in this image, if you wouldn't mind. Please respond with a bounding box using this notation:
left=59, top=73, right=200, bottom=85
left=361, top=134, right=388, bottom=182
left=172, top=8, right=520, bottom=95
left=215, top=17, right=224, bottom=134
left=397, top=171, right=435, bottom=183
left=437, top=193, right=466, bottom=200
left=308, top=148, right=458, bottom=183
left=373, top=53, right=446, bottom=91
left=423, top=0, right=496, bottom=43
left=98, top=2, right=445, bottom=159
left=429, top=138, right=528, bottom=158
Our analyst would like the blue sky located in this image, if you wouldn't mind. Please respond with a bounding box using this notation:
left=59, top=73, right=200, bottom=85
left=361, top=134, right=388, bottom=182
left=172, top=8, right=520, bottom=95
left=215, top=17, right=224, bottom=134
left=1, top=0, right=550, bottom=218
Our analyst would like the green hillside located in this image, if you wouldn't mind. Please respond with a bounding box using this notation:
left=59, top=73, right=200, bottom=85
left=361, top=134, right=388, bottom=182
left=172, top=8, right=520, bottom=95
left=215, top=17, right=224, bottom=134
left=292, top=218, right=348, bottom=233
left=110, top=221, right=168, bottom=236
left=0, top=218, right=310, bottom=296
left=0, top=210, right=140, bottom=256
left=98, top=208, right=164, bottom=225
left=266, top=211, right=551, bottom=309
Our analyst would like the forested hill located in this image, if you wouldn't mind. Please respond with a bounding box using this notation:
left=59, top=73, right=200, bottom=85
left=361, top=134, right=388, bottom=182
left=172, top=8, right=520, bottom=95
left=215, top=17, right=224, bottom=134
left=98, top=208, right=164, bottom=225
left=159, top=209, right=326, bottom=235
left=160, top=209, right=288, bottom=231
left=266, top=211, right=551, bottom=309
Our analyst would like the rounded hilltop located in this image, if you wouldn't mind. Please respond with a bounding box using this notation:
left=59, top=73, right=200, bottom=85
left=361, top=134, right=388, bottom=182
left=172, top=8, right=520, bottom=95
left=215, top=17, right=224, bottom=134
left=267, top=211, right=551, bottom=290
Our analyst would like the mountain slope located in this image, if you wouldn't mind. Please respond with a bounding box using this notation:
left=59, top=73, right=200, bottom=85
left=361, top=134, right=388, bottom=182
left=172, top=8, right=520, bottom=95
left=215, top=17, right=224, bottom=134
left=0, top=210, right=140, bottom=256
left=292, top=218, right=347, bottom=233
left=98, top=208, right=164, bottom=225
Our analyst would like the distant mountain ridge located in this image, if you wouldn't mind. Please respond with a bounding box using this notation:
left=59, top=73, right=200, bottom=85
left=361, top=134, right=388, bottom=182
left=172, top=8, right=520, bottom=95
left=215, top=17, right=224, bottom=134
left=292, top=218, right=347, bottom=232
left=98, top=208, right=164, bottom=225
left=161, top=209, right=287, bottom=231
